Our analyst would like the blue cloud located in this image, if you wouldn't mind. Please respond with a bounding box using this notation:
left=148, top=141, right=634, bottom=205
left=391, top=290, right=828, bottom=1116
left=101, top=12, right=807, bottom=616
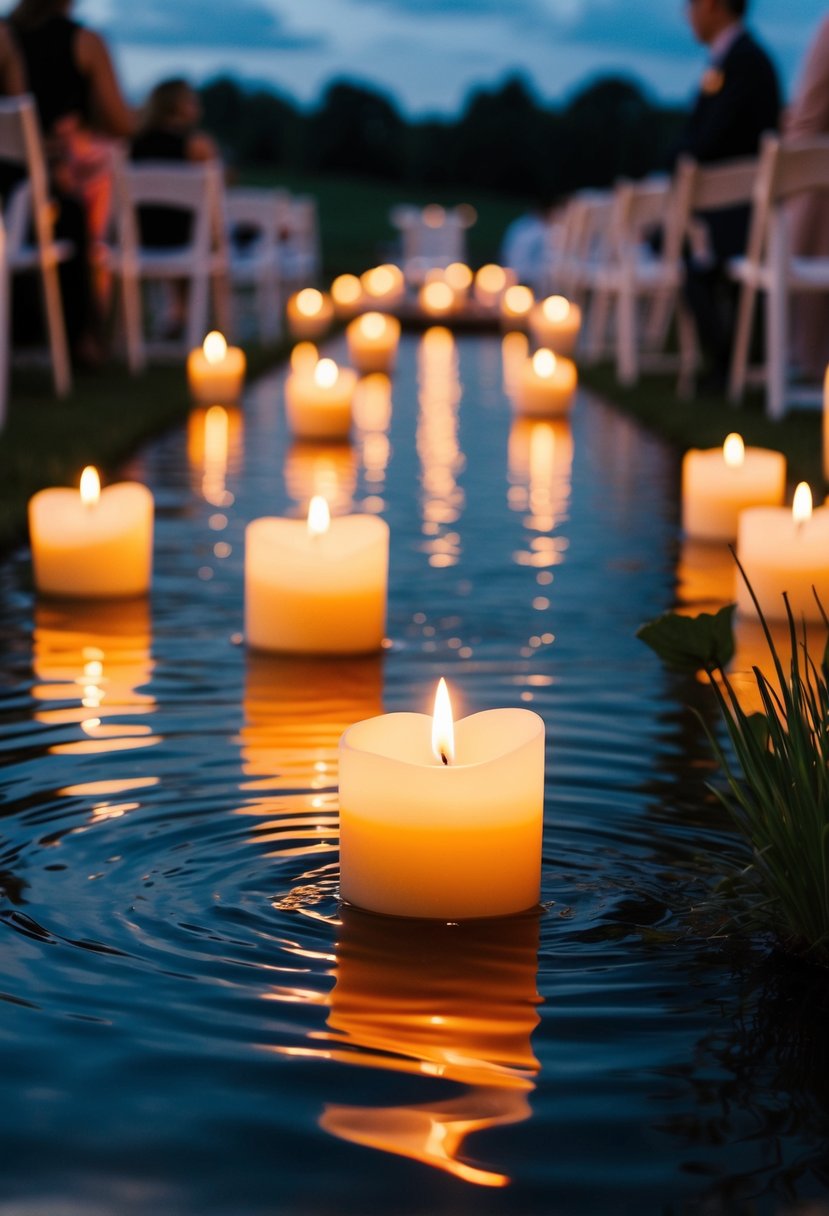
left=105, top=1, right=326, bottom=51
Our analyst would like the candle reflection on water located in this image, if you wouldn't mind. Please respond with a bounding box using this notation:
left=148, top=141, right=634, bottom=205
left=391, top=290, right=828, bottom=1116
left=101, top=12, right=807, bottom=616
left=417, top=327, right=464, bottom=568
left=186, top=404, right=244, bottom=506
left=32, top=598, right=158, bottom=758
left=317, top=906, right=541, bottom=1188
left=283, top=441, right=357, bottom=516
left=352, top=372, right=392, bottom=514
left=508, top=418, right=573, bottom=571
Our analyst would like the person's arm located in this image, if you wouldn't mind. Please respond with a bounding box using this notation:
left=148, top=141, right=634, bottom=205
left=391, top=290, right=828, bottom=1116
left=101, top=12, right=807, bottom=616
left=75, top=27, right=135, bottom=138
left=0, top=24, right=26, bottom=95
left=186, top=130, right=219, bottom=163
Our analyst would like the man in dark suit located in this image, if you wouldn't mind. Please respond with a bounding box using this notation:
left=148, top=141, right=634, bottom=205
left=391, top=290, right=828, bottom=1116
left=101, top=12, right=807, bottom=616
left=678, top=0, right=781, bottom=388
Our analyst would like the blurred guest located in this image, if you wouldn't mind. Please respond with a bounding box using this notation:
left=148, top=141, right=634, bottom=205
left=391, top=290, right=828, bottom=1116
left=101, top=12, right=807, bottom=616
left=678, top=0, right=781, bottom=389
left=500, top=204, right=553, bottom=292
left=0, top=19, right=24, bottom=93
left=8, top=0, right=135, bottom=364
left=784, top=13, right=829, bottom=380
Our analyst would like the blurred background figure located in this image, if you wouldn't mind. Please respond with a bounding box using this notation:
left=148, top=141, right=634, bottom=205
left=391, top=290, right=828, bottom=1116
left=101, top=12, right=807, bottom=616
left=8, top=0, right=135, bottom=365
left=784, top=12, right=829, bottom=381
left=677, top=0, right=781, bottom=389
left=499, top=202, right=554, bottom=292
left=0, top=19, right=24, bottom=94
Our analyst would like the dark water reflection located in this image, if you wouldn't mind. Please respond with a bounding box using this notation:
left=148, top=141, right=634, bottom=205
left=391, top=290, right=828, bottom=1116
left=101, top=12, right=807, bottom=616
left=0, top=332, right=827, bottom=1214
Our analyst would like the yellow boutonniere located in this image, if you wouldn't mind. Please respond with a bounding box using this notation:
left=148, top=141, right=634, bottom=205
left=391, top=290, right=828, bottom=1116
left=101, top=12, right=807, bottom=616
left=701, top=67, right=725, bottom=95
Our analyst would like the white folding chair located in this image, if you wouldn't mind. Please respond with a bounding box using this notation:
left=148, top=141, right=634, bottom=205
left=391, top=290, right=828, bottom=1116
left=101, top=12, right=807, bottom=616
left=225, top=186, right=284, bottom=343
left=554, top=189, right=614, bottom=320
left=728, top=133, right=829, bottom=418
left=104, top=155, right=230, bottom=371
left=279, top=193, right=321, bottom=291
left=0, top=94, right=71, bottom=397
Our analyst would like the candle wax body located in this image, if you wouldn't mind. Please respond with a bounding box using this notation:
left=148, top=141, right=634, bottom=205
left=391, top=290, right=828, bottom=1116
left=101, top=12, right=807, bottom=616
left=346, top=317, right=401, bottom=375
left=681, top=446, right=786, bottom=540
left=514, top=358, right=577, bottom=417
left=736, top=505, right=829, bottom=622
left=29, top=483, right=154, bottom=598
left=245, top=514, right=389, bottom=653
left=339, top=708, right=545, bottom=919
left=285, top=369, right=357, bottom=440
left=186, top=346, right=246, bottom=404
left=528, top=303, right=581, bottom=356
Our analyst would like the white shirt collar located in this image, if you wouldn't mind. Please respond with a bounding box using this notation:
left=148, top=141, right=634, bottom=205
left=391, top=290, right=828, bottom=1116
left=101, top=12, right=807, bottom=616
left=709, top=20, right=744, bottom=65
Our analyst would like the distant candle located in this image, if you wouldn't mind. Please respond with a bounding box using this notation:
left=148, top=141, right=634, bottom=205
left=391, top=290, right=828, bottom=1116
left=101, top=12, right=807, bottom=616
left=529, top=295, right=581, bottom=356
left=287, top=288, right=334, bottom=339
left=338, top=677, right=545, bottom=918
left=736, top=483, right=829, bottom=622
left=29, top=466, right=154, bottom=598
left=186, top=331, right=246, bottom=403
left=682, top=434, right=786, bottom=540
left=419, top=280, right=456, bottom=317
left=346, top=311, right=401, bottom=375
left=331, top=273, right=364, bottom=317
left=285, top=358, right=357, bottom=440
left=474, top=263, right=515, bottom=309
left=514, top=348, right=577, bottom=416
left=500, top=284, right=534, bottom=328
left=245, top=496, right=389, bottom=653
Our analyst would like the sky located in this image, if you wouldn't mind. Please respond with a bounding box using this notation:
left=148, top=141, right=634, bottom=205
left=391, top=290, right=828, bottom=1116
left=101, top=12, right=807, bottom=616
left=78, top=0, right=829, bottom=116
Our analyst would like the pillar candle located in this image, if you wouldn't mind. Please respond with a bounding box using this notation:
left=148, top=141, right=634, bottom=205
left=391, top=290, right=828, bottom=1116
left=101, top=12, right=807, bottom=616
left=285, top=358, right=357, bottom=440
left=360, top=264, right=405, bottom=310
left=513, top=348, right=577, bottom=417
left=29, top=467, right=154, bottom=598
left=736, top=483, right=829, bottom=622
left=682, top=433, right=786, bottom=540
left=474, top=263, right=515, bottom=309
left=418, top=279, right=457, bottom=318
left=346, top=312, right=401, bottom=375
left=186, top=331, right=246, bottom=404
left=500, top=285, right=534, bottom=329
left=331, top=274, right=364, bottom=318
left=286, top=288, right=334, bottom=339
left=339, top=678, right=545, bottom=918
left=245, top=496, right=389, bottom=653
left=529, top=295, right=581, bottom=356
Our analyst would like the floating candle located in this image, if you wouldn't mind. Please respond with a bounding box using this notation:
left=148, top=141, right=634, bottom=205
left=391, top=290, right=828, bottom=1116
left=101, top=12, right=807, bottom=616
left=529, top=295, right=581, bottom=356
left=500, top=284, right=534, bottom=329
left=186, top=330, right=246, bottom=404
left=331, top=274, right=364, bottom=317
left=29, top=466, right=154, bottom=598
left=514, top=348, right=577, bottom=416
left=346, top=311, right=401, bottom=375
left=682, top=433, right=786, bottom=540
left=736, top=483, right=829, bottom=622
left=245, top=496, right=389, bottom=653
left=419, top=279, right=456, bottom=317
left=285, top=358, right=357, bottom=440
left=338, top=678, right=545, bottom=918
left=286, top=287, right=334, bottom=339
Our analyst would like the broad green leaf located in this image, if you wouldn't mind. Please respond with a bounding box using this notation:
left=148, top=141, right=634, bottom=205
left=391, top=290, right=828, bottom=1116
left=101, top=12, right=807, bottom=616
left=636, top=605, right=735, bottom=673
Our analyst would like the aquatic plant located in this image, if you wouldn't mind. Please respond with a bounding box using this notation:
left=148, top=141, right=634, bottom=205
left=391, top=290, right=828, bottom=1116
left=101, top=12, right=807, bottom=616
left=638, top=560, right=829, bottom=962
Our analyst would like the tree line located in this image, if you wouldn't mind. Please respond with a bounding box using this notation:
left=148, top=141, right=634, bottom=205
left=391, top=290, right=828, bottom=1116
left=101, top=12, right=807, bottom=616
left=199, top=74, right=687, bottom=201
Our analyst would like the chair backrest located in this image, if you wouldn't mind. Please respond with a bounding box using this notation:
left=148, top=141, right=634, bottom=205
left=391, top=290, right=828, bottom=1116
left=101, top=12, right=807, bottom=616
left=112, top=156, right=227, bottom=262
left=667, top=153, right=759, bottom=267
left=0, top=94, right=54, bottom=257
left=225, top=186, right=287, bottom=250
left=608, top=176, right=670, bottom=263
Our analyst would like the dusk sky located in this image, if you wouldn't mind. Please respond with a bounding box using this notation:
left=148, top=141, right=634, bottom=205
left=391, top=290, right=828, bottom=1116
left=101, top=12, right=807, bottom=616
left=80, top=0, right=828, bottom=115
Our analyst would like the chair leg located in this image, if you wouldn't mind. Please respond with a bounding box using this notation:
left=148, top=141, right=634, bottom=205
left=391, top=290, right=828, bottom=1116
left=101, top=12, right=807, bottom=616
left=187, top=273, right=209, bottom=351
left=212, top=271, right=231, bottom=337
left=121, top=270, right=145, bottom=373
left=728, top=282, right=756, bottom=404
left=41, top=259, right=71, bottom=397
left=584, top=284, right=611, bottom=363
left=616, top=282, right=638, bottom=386
left=765, top=280, right=787, bottom=421
left=676, top=299, right=698, bottom=399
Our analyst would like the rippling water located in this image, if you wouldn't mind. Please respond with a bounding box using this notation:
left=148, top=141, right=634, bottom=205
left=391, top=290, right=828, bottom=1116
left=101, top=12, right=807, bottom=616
left=1, top=332, right=827, bottom=1215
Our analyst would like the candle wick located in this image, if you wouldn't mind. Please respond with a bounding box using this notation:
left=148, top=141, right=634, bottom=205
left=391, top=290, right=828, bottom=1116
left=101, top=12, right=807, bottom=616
left=440, top=751, right=448, bottom=766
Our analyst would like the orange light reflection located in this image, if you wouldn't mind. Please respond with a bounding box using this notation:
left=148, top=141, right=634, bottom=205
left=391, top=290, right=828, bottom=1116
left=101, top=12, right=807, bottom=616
left=186, top=405, right=244, bottom=506
left=417, top=327, right=464, bottom=567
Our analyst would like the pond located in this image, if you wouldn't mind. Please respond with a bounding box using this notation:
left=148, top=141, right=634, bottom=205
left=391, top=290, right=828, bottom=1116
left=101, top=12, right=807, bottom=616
left=1, top=331, right=827, bottom=1215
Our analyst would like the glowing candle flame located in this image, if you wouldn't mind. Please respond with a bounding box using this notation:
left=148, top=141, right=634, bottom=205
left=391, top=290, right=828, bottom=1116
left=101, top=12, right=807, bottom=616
left=332, top=274, right=362, bottom=305
left=503, top=285, right=533, bottom=315
left=361, top=312, right=386, bottom=340
left=431, top=677, right=455, bottom=766
left=314, top=358, right=339, bottom=389
left=722, top=432, right=745, bottom=469
left=422, top=281, right=454, bottom=313
left=307, top=494, right=331, bottom=537
left=291, top=341, right=318, bottom=374
left=79, top=466, right=100, bottom=507
left=542, top=295, right=570, bottom=323
left=532, top=349, right=556, bottom=378
left=793, top=482, right=813, bottom=525
left=476, top=263, right=507, bottom=293
left=363, top=266, right=395, bottom=297
left=202, top=331, right=227, bottom=365
left=297, top=288, right=323, bottom=317
left=445, top=262, right=473, bottom=290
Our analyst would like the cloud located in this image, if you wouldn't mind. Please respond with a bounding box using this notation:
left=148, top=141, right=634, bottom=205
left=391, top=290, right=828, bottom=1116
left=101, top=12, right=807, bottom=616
left=105, top=0, right=326, bottom=51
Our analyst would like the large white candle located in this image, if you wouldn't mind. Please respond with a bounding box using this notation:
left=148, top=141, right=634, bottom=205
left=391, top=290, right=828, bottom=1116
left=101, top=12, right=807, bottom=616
left=682, top=433, right=786, bottom=540
left=736, top=483, right=829, bottom=622
left=29, top=467, right=154, bottom=598
left=339, top=678, right=545, bottom=919
left=285, top=358, right=357, bottom=440
left=287, top=288, right=334, bottom=339
left=346, top=312, right=401, bottom=375
left=245, top=496, right=389, bottom=653
left=529, top=295, right=581, bottom=356
left=514, top=348, right=577, bottom=417
left=186, top=331, right=246, bottom=403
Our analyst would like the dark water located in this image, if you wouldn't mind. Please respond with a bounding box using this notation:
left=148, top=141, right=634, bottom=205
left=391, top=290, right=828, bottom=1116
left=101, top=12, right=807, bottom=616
left=1, top=331, right=828, bottom=1215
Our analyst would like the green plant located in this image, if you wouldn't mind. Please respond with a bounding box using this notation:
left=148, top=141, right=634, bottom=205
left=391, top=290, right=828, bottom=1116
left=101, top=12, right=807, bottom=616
left=638, top=558, right=829, bottom=962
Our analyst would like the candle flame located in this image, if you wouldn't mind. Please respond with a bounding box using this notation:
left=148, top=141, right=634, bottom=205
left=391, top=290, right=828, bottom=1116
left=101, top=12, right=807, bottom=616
left=363, top=265, right=395, bottom=296
left=477, top=263, right=507, bottom=293
left=542, top=295, right=570, bottom=323
left=290, top=341, right=318, bottom=373
left=202, top=331, right=227, bottom=365
left=793, top=482, right=813, bottom=525
left=722, top=432, right=745, bottom=469
left=361, top=311, right=386, bottom=340
left=431, top=677, right=455, bottom=766
left=503, top=285, right=533, bottom=315
left=307, top=494, right=331, bottom=537
left=314, top=358, right=339, bottom=389
left=532, top=349, right=556, bottom=378
left=445, top=262, right=473, bottom=290
left=297, top=288, right=323, bottom=317
left=422, top=281, right=454, bottom=312
left=332, top=273, right=362, bottom=305
left=79, top=465, right=100, bottom=507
